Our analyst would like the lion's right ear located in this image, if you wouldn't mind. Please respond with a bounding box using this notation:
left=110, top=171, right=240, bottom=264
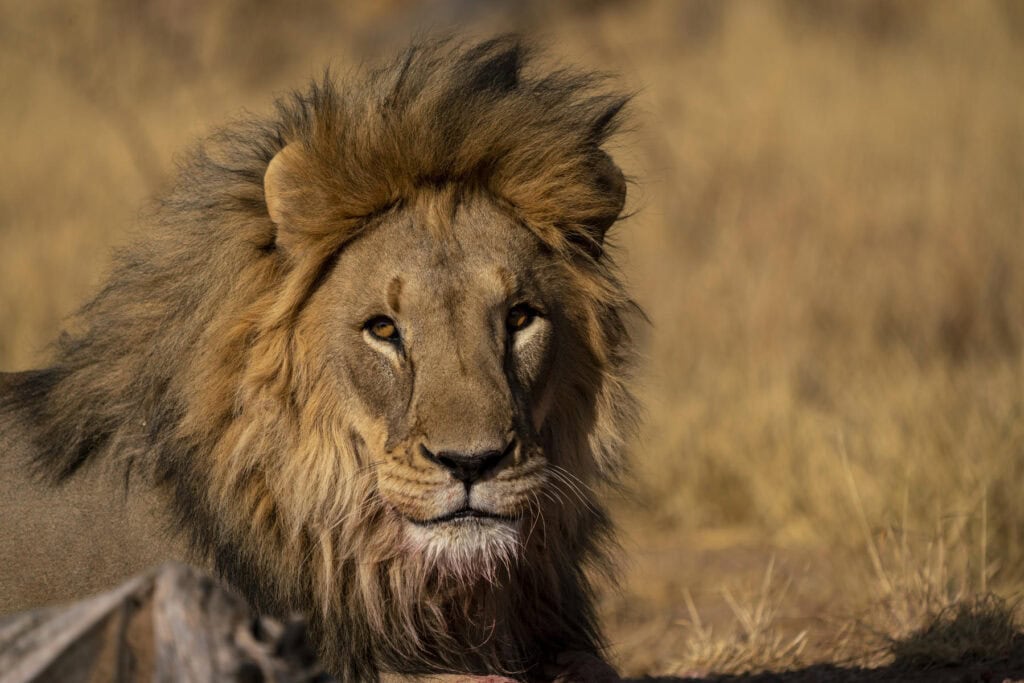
left=264, top=143, right=312, bottom=254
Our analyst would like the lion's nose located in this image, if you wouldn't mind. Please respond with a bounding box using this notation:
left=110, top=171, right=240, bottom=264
left=419, top=441, right=515, bottom=487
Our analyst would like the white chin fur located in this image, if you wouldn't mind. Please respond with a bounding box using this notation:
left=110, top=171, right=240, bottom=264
left=405, top=517, right=523, bottom=581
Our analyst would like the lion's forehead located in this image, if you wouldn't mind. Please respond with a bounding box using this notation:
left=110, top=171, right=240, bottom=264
left=339, top=194, right=549, bottom=315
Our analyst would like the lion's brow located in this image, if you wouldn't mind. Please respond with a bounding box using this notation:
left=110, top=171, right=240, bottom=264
left=495, top=266, right=517, bottom=299
left=387, top=276, right=404, bottom=314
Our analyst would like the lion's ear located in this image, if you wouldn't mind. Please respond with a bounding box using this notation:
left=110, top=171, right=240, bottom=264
left=264, top=143, right=310, bottom=253
left=593, top=151, right=627, bottom=237
left=573, top=151, right=627, bottom=259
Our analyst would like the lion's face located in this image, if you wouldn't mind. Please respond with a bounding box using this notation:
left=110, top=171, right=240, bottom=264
left=303, top=192, right=562, bottom=565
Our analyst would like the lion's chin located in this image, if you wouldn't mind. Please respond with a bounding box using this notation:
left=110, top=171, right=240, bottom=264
left=403, top=516, right=523, bottom=580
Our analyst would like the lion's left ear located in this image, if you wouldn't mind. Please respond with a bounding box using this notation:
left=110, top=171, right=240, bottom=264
left=574, top=151, right=626, bottom=259
left=592, top=150, right=626, bottom=238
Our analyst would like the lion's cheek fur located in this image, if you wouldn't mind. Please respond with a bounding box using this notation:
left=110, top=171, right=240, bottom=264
left=160, top=257, right=622, bottom=679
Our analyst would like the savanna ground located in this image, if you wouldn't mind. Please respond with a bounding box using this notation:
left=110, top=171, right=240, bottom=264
left=1, top=0, right=1022, bottom=680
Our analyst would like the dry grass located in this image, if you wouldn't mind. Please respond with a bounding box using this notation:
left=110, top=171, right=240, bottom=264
left=670, top=559, right=809, bottom=676
left=1, top=0, right=1023, bottom=677
left=833, top=496, right=1007, bottom=670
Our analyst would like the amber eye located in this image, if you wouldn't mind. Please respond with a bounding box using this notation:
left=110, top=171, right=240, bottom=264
left=507, top=305, right=537, bottom=333
left=366, top=316, right=400, bottom=343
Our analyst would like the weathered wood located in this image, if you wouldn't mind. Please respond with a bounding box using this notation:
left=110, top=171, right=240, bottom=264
left=0, top=563, right=328, bottom=683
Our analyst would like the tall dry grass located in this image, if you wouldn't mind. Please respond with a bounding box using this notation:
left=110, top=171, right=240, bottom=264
left=1, top=0, right=1022, bottom=676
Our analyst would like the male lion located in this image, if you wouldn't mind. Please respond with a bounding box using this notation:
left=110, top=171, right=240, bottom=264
left=0, top=38, right=638, bottom=682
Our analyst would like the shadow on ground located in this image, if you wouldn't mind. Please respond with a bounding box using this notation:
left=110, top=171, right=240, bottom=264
left=630, top=657, right=1024, bottom=682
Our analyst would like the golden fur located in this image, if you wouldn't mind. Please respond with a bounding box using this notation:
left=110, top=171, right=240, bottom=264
left=0, top=37, right=638, bottom=681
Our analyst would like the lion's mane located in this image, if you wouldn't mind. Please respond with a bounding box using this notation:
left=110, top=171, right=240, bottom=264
left=4, top=37, right=638, bottom=680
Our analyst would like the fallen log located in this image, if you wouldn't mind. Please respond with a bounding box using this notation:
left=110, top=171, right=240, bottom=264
left=0, top=563, right=327, bottom=683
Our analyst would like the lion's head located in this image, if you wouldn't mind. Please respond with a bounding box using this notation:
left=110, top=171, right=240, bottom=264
left=10, top=38, right=638, bottom=680
left=286, top=191, right=568, bottom=571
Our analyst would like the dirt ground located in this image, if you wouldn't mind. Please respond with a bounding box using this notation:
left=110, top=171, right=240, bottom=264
left=633, top=664, right=1024, bottom=683
left=608, top=520, right=1024, bottom=680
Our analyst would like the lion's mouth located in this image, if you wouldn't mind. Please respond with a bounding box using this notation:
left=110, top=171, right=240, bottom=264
left=409, top=506, right=521, bottom=526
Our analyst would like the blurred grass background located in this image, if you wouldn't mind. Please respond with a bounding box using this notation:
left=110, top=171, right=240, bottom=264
left=1, top=0, right=1022, bottom=677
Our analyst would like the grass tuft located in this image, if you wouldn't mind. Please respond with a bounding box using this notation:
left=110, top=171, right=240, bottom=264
left=670, top=559, right=808, bottom=676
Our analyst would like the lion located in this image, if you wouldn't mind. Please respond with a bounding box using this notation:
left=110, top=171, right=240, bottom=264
left=0, top=37, right=638, bottom=682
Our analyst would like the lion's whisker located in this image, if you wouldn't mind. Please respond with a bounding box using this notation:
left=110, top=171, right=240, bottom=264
left=548, top=466, right=600, bottom=516
left=523, top=491, right=545, bottom=551
left=551, top=464, right=598, bottom=496
left=547, top=469, right=584, bottom=506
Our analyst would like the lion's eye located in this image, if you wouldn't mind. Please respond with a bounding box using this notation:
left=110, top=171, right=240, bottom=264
left=366, top=316, right=400, bottom=343
left=507, top=305, right=537, bottom=333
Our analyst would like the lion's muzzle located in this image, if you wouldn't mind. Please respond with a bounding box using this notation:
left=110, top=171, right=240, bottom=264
left=418, top=439, right=516, bottom=490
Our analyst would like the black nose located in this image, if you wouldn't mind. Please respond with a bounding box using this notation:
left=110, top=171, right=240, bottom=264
left=420, top=441, right=514, bottom=487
